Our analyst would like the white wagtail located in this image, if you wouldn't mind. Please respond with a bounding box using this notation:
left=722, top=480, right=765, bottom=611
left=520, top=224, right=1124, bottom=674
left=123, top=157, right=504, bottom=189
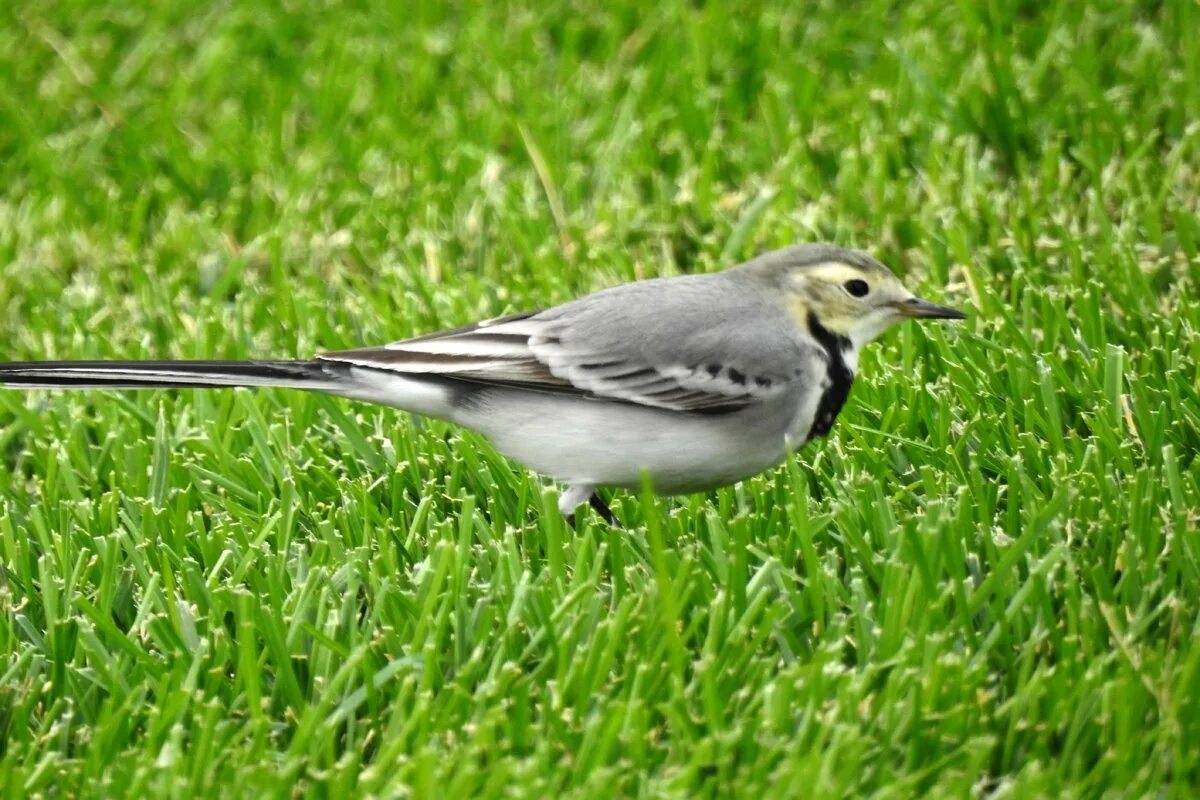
left=0, top=244, right=964, bottom=523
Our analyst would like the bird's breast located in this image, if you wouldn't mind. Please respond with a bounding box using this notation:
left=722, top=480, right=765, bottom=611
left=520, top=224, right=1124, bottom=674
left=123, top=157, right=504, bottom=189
left=804, top=361, right=854, bottom=442
left=785, top=342, right=856, bottom=445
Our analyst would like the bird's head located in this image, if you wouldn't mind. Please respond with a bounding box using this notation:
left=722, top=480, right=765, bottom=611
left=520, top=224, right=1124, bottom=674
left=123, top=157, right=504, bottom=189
left=743, top=244, right=965, bottom=348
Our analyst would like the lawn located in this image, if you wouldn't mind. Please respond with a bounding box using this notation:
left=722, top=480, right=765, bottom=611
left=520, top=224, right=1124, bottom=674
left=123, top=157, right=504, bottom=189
left=1, top=0, right=1198, bottom=796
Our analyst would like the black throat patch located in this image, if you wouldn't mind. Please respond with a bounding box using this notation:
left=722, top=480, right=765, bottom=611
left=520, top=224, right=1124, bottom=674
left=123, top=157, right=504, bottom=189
left=805, top=315, right=855, bottom=442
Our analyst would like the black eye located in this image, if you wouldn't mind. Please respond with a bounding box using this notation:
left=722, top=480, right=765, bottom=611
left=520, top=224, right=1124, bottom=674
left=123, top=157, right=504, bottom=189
left=844, top=279, right=870, bottom=298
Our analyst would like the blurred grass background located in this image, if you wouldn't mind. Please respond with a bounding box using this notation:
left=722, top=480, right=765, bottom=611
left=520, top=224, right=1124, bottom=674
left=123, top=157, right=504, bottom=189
left=1, top=0, right=1198, bottom=796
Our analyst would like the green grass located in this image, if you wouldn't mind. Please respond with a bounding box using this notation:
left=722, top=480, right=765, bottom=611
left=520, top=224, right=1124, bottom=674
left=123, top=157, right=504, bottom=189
left=0, top=0, right=1198, bottom=796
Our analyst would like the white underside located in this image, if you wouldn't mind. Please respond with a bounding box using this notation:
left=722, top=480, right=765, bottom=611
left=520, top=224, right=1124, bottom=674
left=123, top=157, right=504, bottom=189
left=463, top=388, right=793, bottom=493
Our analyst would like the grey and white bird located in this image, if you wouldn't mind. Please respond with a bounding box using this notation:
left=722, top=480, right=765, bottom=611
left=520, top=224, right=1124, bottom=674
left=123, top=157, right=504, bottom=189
left=0, top=244, right=964, bottom=522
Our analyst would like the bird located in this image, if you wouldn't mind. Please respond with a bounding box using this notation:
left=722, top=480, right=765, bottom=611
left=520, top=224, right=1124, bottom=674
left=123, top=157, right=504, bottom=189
left=0, top=244, right=964, bottom=524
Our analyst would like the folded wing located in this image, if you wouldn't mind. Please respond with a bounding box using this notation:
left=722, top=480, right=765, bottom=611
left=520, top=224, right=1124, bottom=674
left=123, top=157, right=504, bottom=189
left=320, top=275, right=813, bottom=414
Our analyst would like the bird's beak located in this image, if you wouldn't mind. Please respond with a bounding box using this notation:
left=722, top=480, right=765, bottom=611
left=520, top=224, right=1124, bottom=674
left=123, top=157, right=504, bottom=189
left=892, top=297, right=967, bottom=320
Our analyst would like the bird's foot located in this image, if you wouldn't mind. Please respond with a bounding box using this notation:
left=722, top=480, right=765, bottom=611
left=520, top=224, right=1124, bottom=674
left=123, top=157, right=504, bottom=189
left=559, top=483, right=620, bottom=527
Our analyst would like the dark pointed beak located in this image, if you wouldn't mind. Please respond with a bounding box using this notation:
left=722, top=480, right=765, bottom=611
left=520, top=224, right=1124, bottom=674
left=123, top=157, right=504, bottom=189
left=892, top=297, right=967, bottom=320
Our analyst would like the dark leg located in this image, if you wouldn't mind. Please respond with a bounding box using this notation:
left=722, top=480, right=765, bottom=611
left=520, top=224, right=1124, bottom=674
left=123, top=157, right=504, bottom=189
left=588, top=492, right=619, bottom=526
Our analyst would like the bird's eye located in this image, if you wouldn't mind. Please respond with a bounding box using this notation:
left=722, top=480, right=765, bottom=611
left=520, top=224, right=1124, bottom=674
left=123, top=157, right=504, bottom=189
left=844, top=279, right=870, bottom=298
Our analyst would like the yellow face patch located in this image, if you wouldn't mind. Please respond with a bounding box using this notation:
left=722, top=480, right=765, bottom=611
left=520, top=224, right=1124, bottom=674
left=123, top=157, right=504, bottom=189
left=784, top=294, right=814, bottom=330
left=797, top=262, right=883, bottom=286
left=781, top=260, right=912, bottom=340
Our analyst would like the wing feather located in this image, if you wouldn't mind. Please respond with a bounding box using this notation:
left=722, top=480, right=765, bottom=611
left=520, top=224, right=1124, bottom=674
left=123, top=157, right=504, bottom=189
left=320, top=276, right=812, bottom=413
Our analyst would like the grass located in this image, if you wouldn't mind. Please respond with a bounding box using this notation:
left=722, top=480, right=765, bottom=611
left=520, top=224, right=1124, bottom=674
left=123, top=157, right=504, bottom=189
left=0, top=0, right=1198, bottom=796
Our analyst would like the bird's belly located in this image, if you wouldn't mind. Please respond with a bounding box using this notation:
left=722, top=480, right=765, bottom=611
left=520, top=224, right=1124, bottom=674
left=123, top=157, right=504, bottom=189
left=458, top=389, right=793, bottom=493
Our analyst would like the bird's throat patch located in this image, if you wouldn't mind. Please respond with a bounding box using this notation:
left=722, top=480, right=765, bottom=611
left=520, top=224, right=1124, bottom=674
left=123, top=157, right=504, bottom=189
left=805, top=315, right=855, bottom=442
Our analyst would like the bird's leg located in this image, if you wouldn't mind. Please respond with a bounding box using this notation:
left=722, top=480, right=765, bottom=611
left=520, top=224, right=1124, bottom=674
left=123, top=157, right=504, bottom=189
left=558, top=483, right=619, bottom=526
left=588, top=492, right=618, bottom=526
left=559, top=483, right=595, bottom=526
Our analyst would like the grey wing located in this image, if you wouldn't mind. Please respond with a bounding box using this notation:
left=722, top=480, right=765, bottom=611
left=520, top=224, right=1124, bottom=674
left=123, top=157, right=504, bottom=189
left=320, top=275, right=814, bottom=414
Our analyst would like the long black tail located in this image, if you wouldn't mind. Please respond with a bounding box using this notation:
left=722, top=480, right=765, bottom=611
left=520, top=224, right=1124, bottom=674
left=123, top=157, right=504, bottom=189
left=0, top=360, right=338, bottom=390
